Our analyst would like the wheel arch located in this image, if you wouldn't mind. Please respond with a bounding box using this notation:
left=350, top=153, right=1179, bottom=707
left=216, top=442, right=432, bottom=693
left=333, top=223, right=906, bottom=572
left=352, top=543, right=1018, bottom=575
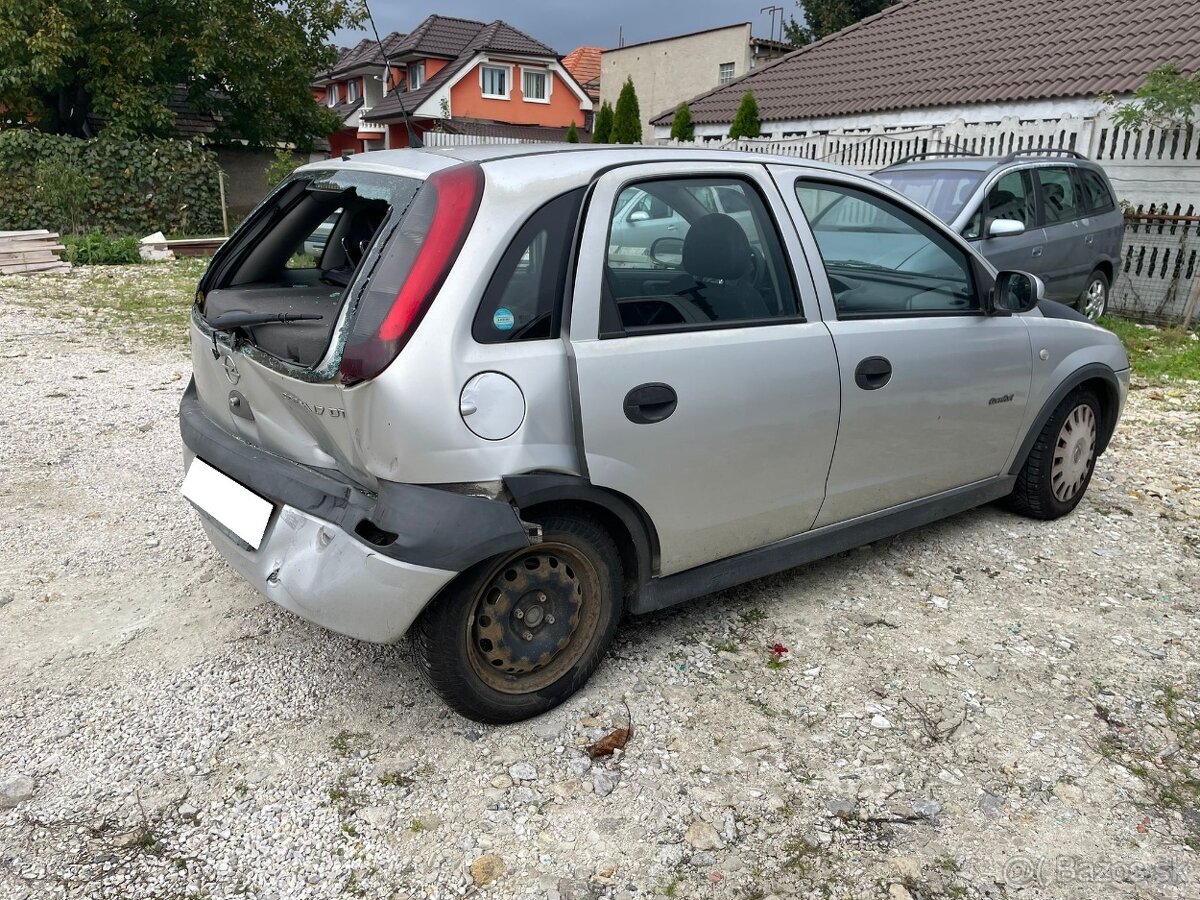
left=504, top=473, right=659, bottom=607
left=1009, top=364, right=1120, bottom=476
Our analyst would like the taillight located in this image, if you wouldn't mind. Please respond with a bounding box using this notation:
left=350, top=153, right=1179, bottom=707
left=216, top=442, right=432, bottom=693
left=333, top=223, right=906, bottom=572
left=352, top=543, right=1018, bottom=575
left=339, top=162, right=484, bottom=383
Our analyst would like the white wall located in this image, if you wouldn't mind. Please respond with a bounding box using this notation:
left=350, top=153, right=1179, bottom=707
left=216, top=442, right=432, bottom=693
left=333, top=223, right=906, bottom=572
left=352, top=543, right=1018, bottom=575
left=601, top=24, right=752, bottom=142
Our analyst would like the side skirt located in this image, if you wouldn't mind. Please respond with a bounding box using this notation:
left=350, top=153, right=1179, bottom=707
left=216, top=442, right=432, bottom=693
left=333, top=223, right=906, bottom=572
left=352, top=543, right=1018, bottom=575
left=631, top=476, right=1016, bottom=615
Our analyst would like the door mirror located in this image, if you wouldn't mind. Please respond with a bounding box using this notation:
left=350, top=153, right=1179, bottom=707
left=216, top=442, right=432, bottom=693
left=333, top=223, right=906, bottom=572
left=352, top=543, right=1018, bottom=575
left=990, top=270, right=1043, bottom=315
left=987, top=218, right=1026, bottom=238
left=649, top=236, right=684, bottom=268
left=629, top=209, right=650, bottom=223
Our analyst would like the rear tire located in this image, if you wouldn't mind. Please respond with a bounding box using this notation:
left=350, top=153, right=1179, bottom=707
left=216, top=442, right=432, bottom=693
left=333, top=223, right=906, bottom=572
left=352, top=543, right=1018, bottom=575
left=1080, top=270, right=1109, bottom=321
left=1007, top=389, right=1101, bottom=520
left=410, top=513, right=622, bottom=723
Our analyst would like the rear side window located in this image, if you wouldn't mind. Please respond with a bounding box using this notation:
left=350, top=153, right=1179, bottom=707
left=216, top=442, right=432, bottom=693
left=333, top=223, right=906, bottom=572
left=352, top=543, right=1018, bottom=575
left=1079, top=169, right=1116, bottom=213
left=472, top=189, right=585, bottom=343
left=1037, top=167, right=1080, bottom=224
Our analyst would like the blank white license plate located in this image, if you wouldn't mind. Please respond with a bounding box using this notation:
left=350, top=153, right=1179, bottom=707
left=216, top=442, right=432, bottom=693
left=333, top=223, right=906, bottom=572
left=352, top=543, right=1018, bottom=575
left=182, top=458, right=274, bottom=550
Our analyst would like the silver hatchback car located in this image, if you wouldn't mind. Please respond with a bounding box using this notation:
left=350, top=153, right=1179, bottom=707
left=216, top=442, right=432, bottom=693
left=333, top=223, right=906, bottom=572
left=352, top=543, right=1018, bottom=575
left=181, top=146, right=1129, bottom=722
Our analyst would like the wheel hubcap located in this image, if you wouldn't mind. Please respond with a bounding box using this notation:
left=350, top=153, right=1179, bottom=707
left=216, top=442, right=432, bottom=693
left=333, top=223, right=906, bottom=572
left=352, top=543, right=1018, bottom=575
left=1084, top=279, right=1107, bottom=320
left=468, top=544, right=599, bottom=693
left=1051, top=403, right=1097, bottom=502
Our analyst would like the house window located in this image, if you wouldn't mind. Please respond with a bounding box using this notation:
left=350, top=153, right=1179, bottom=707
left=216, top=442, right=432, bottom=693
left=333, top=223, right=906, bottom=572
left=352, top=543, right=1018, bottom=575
left=327, top=84, right=339, bottom=106
left=481, top=65, right=510, bottom=99
left=522, top=68, right=549, bottom=102
left=718, top=63, right=735, bottom=85
left=346, top=80, right=359, bottom=102
left=409, top=62, right=425, bottom=91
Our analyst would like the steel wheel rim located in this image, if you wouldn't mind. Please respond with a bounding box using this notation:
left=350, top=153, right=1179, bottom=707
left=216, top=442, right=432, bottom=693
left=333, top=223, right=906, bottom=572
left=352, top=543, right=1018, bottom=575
left=1084, top=278, right=1107, bottom=320
left=1051, top=403, right=1097, bottom=502
left=466, top=543, right=601, bottom=694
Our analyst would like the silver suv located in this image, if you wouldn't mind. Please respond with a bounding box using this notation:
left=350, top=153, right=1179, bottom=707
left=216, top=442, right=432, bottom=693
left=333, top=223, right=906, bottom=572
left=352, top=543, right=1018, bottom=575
left=181, top=146, right=1129, bottom=722
left=875, top=150, right=1124, bottom=320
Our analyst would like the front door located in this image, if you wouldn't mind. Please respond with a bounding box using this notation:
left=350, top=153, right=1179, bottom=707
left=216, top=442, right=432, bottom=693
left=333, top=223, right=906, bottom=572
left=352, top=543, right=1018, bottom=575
left=569, top=162, right=840, bottom=576
left=778, top=170, right=1034, bottom=525
left=966, top=168, right=1049, bottom=277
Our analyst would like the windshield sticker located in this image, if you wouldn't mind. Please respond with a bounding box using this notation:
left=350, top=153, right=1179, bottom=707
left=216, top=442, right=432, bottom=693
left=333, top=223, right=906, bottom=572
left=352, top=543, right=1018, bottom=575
left=493, top=308, right=515, bottom=331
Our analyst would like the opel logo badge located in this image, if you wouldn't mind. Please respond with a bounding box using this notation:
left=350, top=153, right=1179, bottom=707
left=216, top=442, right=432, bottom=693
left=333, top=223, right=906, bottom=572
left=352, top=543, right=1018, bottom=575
left=223, top=355, right=241, bottom=384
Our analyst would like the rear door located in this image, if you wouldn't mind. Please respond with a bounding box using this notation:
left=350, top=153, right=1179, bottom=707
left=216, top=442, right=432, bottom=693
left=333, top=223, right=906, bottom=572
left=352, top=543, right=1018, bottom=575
left=569, top=162, right=840, bottom=576
left=776, top=169, right=1033, bottom=526
left=1033, top=166, right=1089, bottom=300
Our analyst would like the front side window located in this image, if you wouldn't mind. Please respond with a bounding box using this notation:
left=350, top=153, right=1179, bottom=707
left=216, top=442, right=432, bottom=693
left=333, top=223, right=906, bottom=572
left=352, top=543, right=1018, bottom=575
left=795, top=180, right=978, bottom=318
left=963, top=170, right=1034, bottom=239
left=473, top=189, right=584, bottom=343
left=603, top=177, right=801, bottom=335
left=1037, top=167, right=1080, bottom=224
left=409, top=62, right=425, bottom=91
left=718, top=62, right=735, bottom=85
left=481, top=65, right=509, bottom=98
left=522, top=69, right=548, bottom=101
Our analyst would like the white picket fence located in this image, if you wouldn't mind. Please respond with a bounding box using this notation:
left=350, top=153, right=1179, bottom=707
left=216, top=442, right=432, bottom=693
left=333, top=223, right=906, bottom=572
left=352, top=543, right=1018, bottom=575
left=670, top=115, right=1200, bottom=214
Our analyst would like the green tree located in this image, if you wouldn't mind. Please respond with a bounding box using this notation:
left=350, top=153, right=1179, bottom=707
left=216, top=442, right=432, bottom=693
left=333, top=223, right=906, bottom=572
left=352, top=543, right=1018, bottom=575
left=669, top=103, right=695, bottom=142
left=728, top=91, right=761, bottom=140
left=784, top=1, right=892, bottom=46
left=612, top=77, right=642, bottom=144
left=0, top=0, right=362, bottom=149
left=565, top=121, right=580, bottom=143
left=1106, top=63, right=1200, bottom=129
left=592, top=102, right=614, bottom=143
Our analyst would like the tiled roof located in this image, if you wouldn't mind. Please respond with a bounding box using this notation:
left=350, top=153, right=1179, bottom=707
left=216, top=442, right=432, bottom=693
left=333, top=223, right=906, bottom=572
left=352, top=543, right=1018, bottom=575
left=364, top=18, right=561, bottom=122
left=393, top=15, right=488, bottom=58
left=437, top=118, right=589, bottom=142
left=649, top=0, right=1200, bottom=126
left=322, top=33, right=408, bottom=79
left=563, top=47, right=603, bottom=99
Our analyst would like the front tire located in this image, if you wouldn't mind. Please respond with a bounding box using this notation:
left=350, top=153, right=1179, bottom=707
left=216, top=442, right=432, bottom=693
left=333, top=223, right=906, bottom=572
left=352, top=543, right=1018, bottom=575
left=1080, top=270, right=1109, bottom=321
left=410, top=513, right=623, bottom=723
left=1007, top=389, right=1101, bottom=520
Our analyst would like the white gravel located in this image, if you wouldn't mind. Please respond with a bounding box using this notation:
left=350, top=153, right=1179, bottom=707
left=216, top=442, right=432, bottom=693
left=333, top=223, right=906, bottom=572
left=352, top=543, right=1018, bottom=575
left=1, top=265, right=1198, bottom=900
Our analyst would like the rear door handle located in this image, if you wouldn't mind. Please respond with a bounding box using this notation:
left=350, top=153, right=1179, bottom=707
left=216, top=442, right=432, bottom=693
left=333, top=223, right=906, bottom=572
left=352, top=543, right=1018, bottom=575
left=1032, top=246, right=1044, bottom=257
left=623, top=383, right=678, bottom=424
left=1085, top=234, right=1095, bottom=245
left=854, top=356, right=892, bottom=391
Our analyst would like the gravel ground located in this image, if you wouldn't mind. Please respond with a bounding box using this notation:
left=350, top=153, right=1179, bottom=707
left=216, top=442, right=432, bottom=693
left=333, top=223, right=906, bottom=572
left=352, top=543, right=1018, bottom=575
left=1, top=264, right=1198, bottom=900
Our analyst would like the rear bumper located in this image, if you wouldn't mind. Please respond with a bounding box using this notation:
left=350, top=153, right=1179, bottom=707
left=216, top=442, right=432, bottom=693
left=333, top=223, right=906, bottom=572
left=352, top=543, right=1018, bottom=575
left=192, top=478, right=455, bottom=643
left=179, top=378, right=532, bottom=642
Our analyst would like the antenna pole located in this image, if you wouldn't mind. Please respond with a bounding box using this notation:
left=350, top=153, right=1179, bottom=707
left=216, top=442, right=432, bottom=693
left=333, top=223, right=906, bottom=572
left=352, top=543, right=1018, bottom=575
left=363, top=0, right=422, bottom=149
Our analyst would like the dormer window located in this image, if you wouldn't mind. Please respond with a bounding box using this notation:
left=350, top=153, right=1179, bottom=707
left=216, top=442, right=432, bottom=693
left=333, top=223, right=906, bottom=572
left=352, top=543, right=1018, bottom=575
left=409, top=62, right=425, bottom=91
left=522, top=68, right=549, bottom=103
left=327, top=84, right=339, bottom=106
left=346, top=80, right=359, bottom=102
left=480, top=64, right=510, bottom=99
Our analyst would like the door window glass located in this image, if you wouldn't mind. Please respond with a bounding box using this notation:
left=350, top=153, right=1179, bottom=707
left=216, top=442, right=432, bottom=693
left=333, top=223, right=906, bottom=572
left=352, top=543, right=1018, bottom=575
left=795, top=181, right=978, bottom=318
left=1037, top=167, right=1080, bottom=224
left=473, top=189, right=584, bottom=343
left=604, top=177, right=800, bottom=334
left=1079, top=170, right=1115, bottom=213
left=965, top=170, right=1034, bottom=239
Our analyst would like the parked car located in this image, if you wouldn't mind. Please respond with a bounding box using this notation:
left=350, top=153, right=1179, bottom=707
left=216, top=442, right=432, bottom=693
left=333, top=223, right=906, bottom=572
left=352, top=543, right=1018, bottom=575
left=874, top=150, right=1123, bottom=319
left=181, top=145, right=1129, bottom=722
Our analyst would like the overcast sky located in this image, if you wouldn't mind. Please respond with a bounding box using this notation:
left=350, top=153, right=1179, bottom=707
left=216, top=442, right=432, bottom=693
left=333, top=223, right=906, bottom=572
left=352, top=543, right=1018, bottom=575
left=344, top=1, right=796, bottom=55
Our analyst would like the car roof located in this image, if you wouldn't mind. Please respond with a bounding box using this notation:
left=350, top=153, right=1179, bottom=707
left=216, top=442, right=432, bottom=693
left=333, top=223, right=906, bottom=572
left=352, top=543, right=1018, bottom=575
left=881, top=154, right=1103, bottom=174
left=297, top=143, right=859, bottom=179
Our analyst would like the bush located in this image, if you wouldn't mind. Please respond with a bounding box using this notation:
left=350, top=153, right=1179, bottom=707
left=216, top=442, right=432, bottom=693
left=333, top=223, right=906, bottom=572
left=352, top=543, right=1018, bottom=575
left=0, top=130, right=223, bottom=237
left=592, top=102, right=614, bottom=143
left=670, top=103, right=695, bottom=142
left=63, top=231, right=143, bottom=265
left=612, top=78, right=642, bottom=144
left=729, top=91, right=761, bottom=140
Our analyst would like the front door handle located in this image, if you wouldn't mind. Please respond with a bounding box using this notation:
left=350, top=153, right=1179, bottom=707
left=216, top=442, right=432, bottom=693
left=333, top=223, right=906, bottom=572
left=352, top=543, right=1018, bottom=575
left=623, top=383, right=678, bottom=424
left=854, top=356, right=892, bottom=391
left=1032, top=246, right=1044, bottom=257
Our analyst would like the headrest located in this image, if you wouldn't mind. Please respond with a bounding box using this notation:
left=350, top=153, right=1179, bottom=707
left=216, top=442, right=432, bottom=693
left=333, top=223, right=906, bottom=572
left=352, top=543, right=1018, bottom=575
left=682, top=214, right=752, bottom=281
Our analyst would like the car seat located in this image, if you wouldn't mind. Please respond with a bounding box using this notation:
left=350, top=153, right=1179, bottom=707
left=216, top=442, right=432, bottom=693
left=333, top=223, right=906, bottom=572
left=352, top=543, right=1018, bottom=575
left=666, top=214, right=770, bottom=321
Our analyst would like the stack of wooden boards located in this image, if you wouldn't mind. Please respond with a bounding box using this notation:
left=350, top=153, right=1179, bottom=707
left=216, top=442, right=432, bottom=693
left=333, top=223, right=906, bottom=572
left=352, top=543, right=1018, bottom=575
left=0, top=230, right=70, bottom=275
